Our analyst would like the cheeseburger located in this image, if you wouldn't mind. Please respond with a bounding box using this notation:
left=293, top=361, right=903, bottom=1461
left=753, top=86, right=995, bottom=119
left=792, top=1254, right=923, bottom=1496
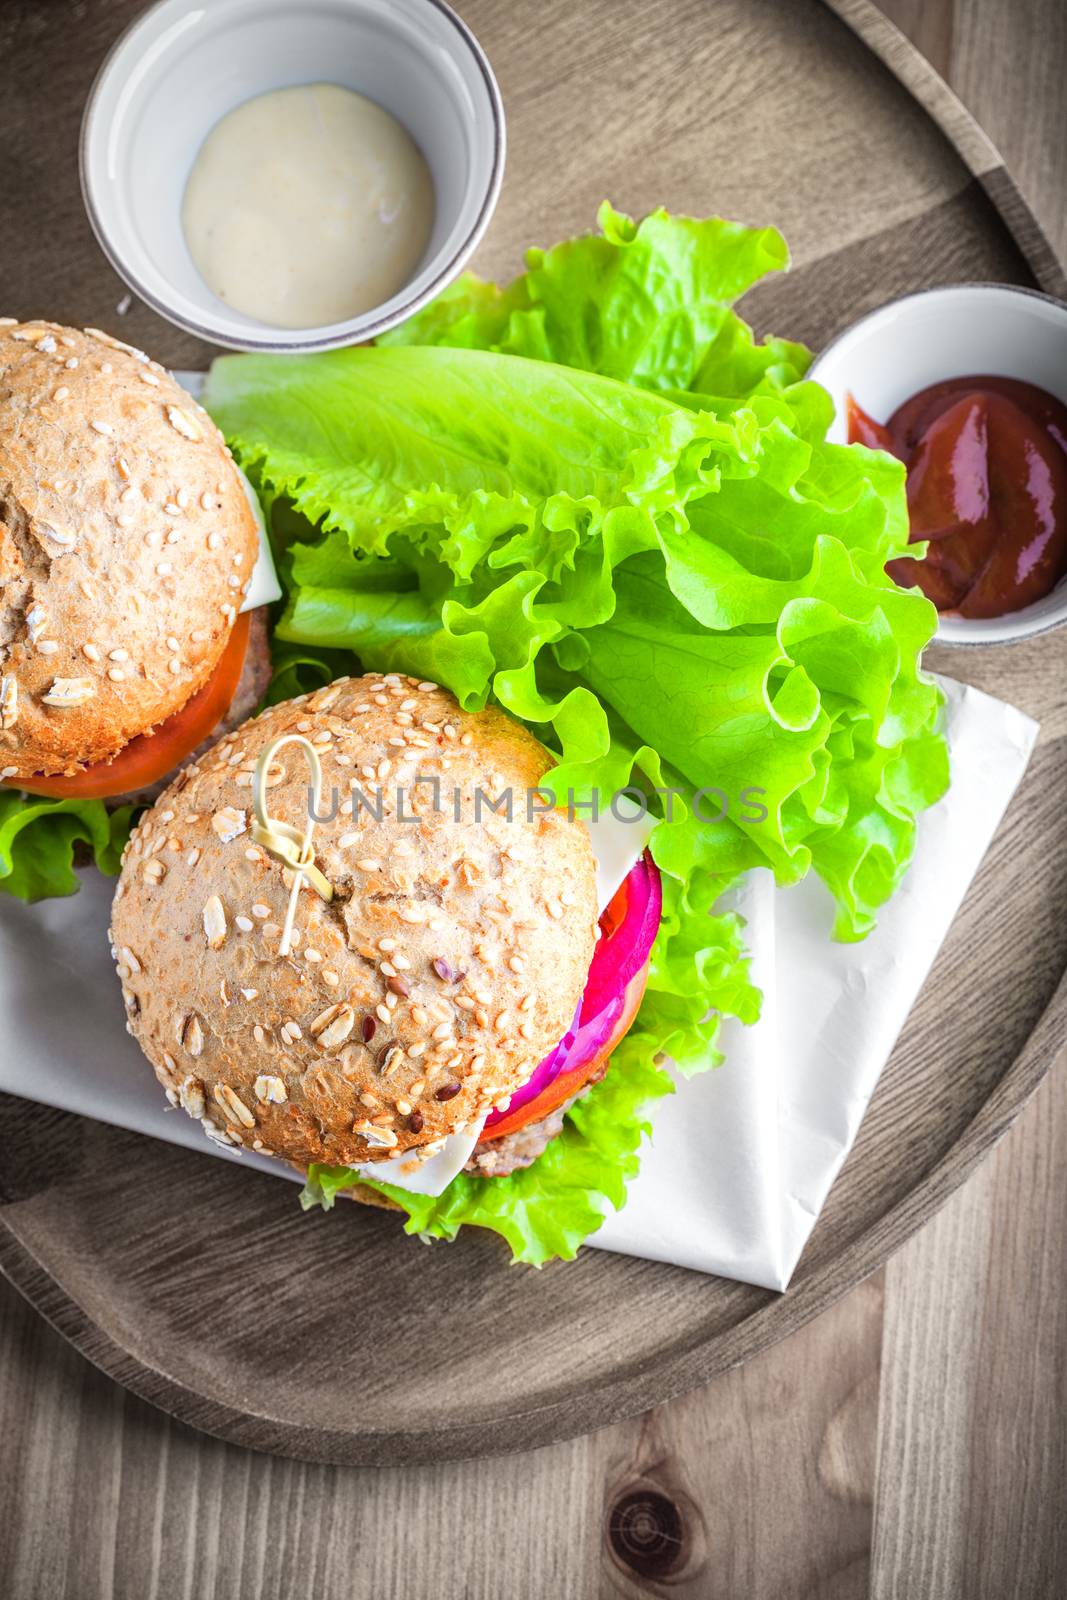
left=109, top=673, right=660, bottom=1198
left=0, top=319, right=269, bottom=801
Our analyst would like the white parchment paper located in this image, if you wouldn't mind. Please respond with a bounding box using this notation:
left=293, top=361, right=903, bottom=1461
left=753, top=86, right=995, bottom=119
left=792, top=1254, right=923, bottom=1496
left=594, top=677, right=1038, bottom=1286
left=0, top=677, right=1036, bottom=1289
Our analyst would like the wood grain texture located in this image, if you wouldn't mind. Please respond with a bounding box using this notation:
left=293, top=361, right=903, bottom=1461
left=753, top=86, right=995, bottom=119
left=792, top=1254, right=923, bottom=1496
left=826, top=0, right=1067, bottom=294
left=872, top=1061, right=1067, bottom=1600
left=0, top=0, right=1066, bottom=1592
left=0, top=1245, right=884, bottom=1600
left=927, top=0, right=1067, bottom=265
left=596, top=1275, right=883, bottom=1599
left=872, top=0, right=955, bottom=79
left=876, top=14, right=1067, bottom=1595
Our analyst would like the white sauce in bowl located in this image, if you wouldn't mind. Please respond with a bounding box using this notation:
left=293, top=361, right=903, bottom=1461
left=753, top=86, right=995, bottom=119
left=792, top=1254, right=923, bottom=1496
left=181, top=83, right=435, bottom=330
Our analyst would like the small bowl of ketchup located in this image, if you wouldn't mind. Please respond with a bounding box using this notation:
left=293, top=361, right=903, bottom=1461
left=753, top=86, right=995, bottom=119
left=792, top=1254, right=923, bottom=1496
left=809, top=284, right=1067, bottom=645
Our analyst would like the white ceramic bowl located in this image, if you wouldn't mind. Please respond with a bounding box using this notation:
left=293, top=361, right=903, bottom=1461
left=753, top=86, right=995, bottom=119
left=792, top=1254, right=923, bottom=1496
left=80, top=0, right=504, bottom=352
left=809, top=284, right=1067, bottom=645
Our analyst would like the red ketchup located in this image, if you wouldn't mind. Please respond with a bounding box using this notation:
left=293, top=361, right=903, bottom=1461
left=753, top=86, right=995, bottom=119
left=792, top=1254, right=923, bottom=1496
left=847, top=377, right=1067, bottom=618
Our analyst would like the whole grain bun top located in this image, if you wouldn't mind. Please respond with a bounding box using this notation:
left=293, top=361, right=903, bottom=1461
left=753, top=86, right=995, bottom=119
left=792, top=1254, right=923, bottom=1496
left=0, top=319, right=258, bottom=777
left=109, top=673, right=599, bottom=1171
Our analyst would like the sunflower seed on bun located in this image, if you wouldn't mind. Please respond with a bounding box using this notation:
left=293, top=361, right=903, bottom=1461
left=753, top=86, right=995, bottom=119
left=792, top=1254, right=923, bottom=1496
left=109, top=674, right=599, bottom=1169
left=0, top=320, right=258, bottom=779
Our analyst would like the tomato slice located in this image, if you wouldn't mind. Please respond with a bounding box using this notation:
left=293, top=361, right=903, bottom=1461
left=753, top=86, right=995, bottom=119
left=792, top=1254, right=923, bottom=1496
left=479, top=963, right=649, bottom=1144
left=6, top=613, right=251, bottom=800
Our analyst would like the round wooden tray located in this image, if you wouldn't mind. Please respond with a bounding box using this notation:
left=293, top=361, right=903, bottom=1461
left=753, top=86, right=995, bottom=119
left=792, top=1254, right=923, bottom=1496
left=2, top=0, right=1065, bottom=1467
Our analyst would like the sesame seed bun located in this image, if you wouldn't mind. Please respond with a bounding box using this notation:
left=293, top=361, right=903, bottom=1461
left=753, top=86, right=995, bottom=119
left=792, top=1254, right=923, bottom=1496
left=0, top=320, right=258, bottom=778
left=109, top=673, right=599, bottom=1170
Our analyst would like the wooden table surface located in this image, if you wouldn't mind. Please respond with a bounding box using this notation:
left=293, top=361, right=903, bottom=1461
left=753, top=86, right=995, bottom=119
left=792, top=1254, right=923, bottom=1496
left=1, top=1, right=1065, bottom=1595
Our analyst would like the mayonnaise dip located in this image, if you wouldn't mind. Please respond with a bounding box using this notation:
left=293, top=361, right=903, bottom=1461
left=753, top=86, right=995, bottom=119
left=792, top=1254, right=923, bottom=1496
left=182, top=83, right=435, bottom=329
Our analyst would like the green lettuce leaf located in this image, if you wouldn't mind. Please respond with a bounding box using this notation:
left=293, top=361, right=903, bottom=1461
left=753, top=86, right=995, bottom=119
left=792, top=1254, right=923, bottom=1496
left=383, top=200, right=811, bottom=398
left=203, top=204, right=950, bottom=1262
left=0, top=792, right=134, bottom=902
left=205, top=343, right=944, bottom=939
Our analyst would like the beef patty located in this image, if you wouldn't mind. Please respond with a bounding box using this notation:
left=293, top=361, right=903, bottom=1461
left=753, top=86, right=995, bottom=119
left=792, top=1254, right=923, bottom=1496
left=464, top=1064, right=608, bottom=1178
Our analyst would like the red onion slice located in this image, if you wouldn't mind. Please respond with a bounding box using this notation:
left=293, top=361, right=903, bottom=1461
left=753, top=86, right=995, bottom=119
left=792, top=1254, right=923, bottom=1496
left=483, top=852, right=662, bottom=1131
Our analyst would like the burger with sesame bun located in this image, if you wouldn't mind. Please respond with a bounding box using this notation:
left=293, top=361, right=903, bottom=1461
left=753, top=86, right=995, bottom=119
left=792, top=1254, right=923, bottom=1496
left=0, top=318, right=271, bottom=812
left=109, top=671, right=662, bottom=1209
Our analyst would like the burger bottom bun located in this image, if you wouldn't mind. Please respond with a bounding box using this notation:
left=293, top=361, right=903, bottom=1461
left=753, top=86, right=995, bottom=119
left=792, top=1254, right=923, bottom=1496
left=340, top=1184, right=403, bottom=1213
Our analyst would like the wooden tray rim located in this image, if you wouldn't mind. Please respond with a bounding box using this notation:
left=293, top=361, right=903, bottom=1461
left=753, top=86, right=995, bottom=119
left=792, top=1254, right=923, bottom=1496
left=1, top=0, right=1065, bottom=1466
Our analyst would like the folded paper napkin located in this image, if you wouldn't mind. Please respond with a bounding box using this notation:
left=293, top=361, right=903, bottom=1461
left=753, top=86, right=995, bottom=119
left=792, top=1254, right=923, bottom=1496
left=0, top=676, right=1037, bottom=1288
